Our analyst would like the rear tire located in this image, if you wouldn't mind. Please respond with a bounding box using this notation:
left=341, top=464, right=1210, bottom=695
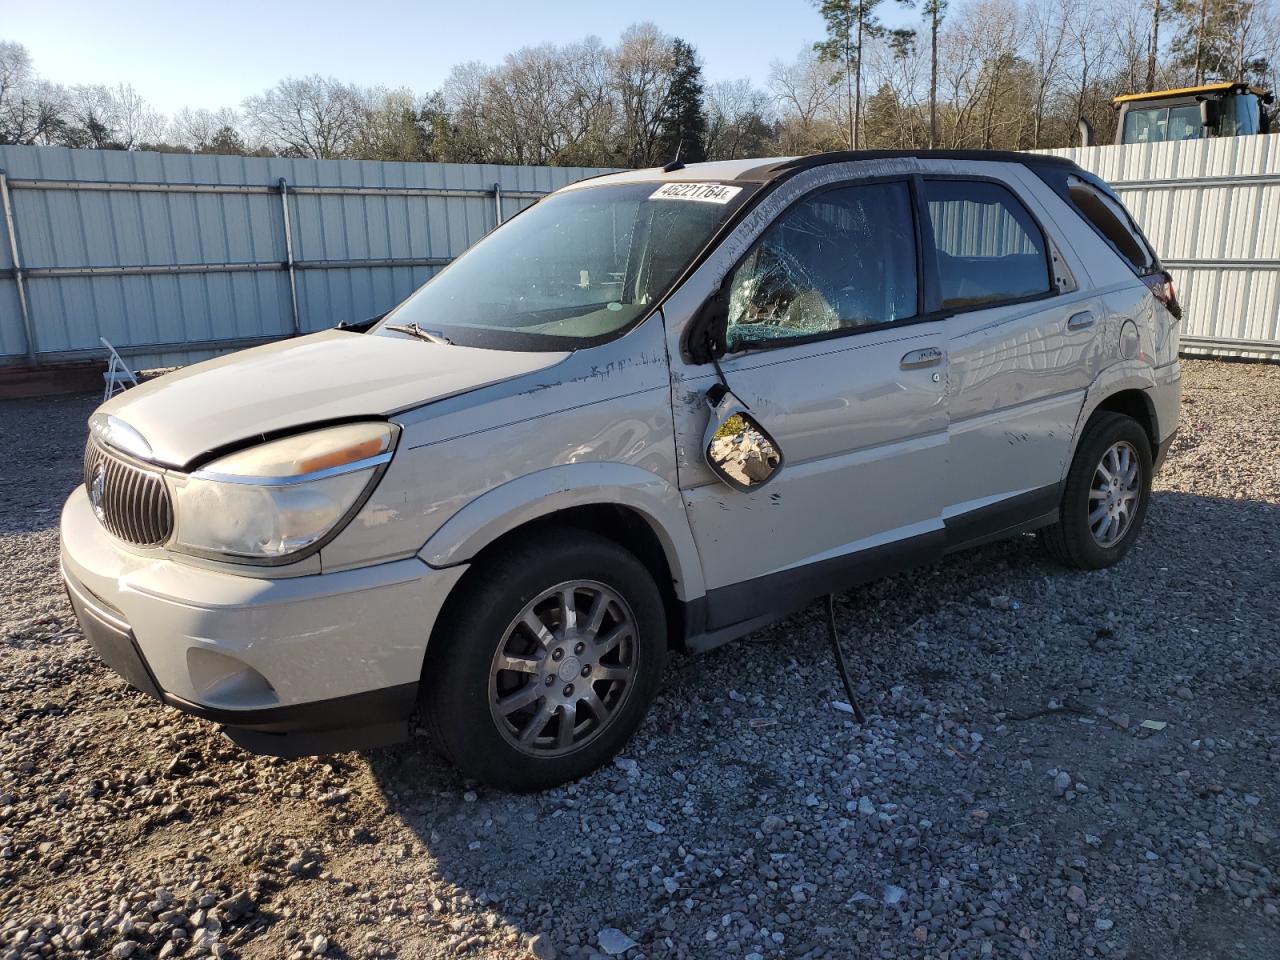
left=1041, top=411, right=1152, bottom=570
left=421, top=528, right=666, bottom=791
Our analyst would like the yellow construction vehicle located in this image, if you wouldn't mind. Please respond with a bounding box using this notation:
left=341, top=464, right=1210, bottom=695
left=1109, top=82, right=1274, bottom=145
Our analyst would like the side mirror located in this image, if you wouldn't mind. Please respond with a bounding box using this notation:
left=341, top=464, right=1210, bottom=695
left=1200, top=98, right=1220, bottom=132
left=702, top=386, right=784, bottom=491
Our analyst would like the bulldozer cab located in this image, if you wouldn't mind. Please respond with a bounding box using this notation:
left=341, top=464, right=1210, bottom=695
left=1113, top=82, right=1274, bottom=145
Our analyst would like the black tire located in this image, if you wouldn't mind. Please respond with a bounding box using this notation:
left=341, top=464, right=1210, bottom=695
left=420, top=528, right=667, bottom=791
left=1041, top=411, right=1153, bottom=570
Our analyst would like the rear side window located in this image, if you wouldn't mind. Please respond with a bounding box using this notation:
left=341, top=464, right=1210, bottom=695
left=923, top=180, right=1053, bottom=310
left=1066, top=177, right=1156, bottom=274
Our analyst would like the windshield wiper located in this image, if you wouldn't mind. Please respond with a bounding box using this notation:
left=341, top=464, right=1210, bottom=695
left=385, top=322, right=452, bottom=345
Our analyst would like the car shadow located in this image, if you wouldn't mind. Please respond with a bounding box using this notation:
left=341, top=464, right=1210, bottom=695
left=364, top=488, right=1280, bottom=957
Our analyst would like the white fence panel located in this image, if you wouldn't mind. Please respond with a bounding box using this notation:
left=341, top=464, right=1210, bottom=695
left=0, top=146, right=617, bottom=370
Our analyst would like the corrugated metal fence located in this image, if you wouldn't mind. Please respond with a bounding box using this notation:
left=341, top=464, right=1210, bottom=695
left=5, top=141, right=1278, bottom=367
left=1041, top=133, right=1280, bottom=359
left=0, top=146, right=615, bottom=370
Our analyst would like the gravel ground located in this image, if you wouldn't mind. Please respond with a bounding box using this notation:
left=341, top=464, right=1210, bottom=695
left=1, top=359, right=1278, bottom=960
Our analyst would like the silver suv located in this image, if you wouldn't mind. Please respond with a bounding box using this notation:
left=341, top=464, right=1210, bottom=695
left=61, top=151, right=1182, bottom=790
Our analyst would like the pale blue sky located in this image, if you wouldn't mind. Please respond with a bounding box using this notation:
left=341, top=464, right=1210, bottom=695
left=5, top=0, right=917, bottom=115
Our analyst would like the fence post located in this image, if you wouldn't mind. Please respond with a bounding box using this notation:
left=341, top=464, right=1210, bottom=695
left=278, top=177, right=301, bottom=336
left=493, top=181, right=503, bottom=227
left=0, top=170, right=37, bottom=366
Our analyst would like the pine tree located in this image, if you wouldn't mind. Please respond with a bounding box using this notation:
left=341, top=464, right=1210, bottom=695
left=658, top=38, right=708, bottom=163
left=813, top=0, right=913, bottom=149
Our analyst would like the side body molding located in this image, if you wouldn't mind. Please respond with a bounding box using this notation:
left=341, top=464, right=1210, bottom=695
left=418, top=462, right=707, bottom=602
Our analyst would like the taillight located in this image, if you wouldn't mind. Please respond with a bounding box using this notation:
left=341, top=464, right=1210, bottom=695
left=1143, top=270, right=1182, bottom=320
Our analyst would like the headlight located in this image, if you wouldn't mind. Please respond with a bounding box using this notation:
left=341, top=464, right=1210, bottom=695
left=169, top=422, right=397, bottom=563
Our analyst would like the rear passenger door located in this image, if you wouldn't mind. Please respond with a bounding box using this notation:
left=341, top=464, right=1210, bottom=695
left=925, top=177, right=1100, bottom=545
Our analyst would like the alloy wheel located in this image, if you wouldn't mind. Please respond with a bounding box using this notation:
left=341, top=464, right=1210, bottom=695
left=488, top=580, right=638, bottom=757
left=1088, top=440, right=1141, bottom=547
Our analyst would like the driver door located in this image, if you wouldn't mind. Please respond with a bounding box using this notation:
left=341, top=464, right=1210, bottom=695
left=668, top=178, right=950, bottom=632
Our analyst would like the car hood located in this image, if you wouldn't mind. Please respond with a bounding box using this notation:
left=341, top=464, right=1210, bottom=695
left=99, top=330, right=569, bottom=468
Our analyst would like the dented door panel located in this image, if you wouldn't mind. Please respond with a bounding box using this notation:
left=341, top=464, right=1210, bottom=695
left=944, top=293, right=1102, bottom=521
left=670, top=327, right=949, bottom=598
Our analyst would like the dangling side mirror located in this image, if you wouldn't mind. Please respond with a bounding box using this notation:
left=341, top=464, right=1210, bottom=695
left=702, top=385, right=784, bottom=491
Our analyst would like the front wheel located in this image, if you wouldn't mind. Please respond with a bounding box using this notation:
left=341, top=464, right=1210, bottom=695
left=1041, top=411, right=1153, bottom=570
left=421, top=529, right=667, bottom=791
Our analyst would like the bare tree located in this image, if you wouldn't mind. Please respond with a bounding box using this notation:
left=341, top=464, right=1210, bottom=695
left=705, top=79, right=775, bottom=158
left=349, top=89, right=437, bottom=162
left=611, top=23, right=677, bottom=167
left=171, top=107, right=241, bottom=151
left=558, top=37, right=617, bottom=165
left=242, top=75, right=367, bottom=159
left=476, top=44, right=575, bottom=164
left=863, top=30, right=929, bottom=146
left=1148, top=0, right=1163, bottom=89
left=0, top=41, right=34, bottom=141
left=1222, top=0, right=1280, bottom=83
left=0, top=42, right=68, bottom=145
left=441, top=61, right=492, bottom=162
left=1026, top=0, right=1071, bottom=146
left=936, top=11, right=989, bottom=145
left=109, top=84, right=166, bottom=148
left=1064, top=0, right=1120, bottom=135
left=769, top=48, right=844, bottom=152
left=60, top=83, right=164, bottom=149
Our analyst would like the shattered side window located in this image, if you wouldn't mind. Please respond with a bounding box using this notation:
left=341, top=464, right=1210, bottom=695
left=725, top=181, right=918, bottom=351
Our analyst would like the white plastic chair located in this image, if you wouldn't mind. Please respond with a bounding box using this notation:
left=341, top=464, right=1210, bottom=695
left=101, top=338, right=138, bottom=402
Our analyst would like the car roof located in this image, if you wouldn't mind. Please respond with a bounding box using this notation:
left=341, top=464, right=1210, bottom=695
left=562, top=150, right=1081, bottom=192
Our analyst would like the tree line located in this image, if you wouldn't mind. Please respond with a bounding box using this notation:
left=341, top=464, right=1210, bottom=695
left=2, top=0, right=1277, bottom=166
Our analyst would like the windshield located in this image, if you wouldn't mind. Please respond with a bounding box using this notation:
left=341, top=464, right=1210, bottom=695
left=1122, top=103, right=1203, bottom=143
left=375, top=180, right=756, bottom=351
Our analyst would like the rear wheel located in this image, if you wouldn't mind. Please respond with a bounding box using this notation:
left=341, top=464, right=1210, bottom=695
left=1041, top=411, right=1152, bottom=570
left=421, top=529, right=666, bottom=791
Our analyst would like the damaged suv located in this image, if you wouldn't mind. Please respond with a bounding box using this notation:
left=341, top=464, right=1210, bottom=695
left=61, top=151, right=1181, bottom=790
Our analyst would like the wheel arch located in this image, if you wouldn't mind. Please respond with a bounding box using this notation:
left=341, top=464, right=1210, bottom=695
left=1092, top=388, right=1158, bottom=449
left=419, top=463, right=705, bottom=645
left=1066, top=363, right=1160, bottom=481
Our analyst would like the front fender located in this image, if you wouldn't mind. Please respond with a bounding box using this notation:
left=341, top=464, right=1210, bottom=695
left=418, top=462, right=705, bottom=601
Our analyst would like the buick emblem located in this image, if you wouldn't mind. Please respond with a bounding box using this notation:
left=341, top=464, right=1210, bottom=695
left=90, top=464, right=107, bottom=520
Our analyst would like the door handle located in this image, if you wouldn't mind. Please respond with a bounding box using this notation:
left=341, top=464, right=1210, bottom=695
left=1067, top=311, right=1096, bottom=330
left=901, top=347, right=944, bottom=369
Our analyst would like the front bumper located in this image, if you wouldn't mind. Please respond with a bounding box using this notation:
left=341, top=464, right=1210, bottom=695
left=60, top=485, right=467, bottom=756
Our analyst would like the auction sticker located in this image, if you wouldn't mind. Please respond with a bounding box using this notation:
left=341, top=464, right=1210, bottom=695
left=650, top=182, right=743, bottom=204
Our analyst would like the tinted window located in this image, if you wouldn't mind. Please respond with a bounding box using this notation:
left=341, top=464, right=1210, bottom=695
left=725, top=181, right=917, bottom=349
left=924, top=180, right=1052, bottom=309
left=1066, top=177, right=1155, bottom=273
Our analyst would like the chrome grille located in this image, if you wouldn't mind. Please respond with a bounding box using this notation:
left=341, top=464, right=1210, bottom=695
left=83, top=437, right=174, bottom=546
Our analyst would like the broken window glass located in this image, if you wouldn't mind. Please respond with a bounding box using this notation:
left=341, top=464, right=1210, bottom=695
left=725, top=181, right=918, bottom=351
